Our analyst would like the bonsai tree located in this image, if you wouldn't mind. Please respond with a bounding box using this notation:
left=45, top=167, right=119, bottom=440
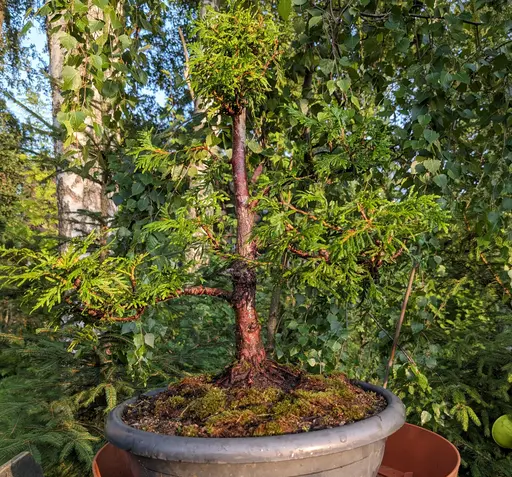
left=1, top=2, right=446, bottom=417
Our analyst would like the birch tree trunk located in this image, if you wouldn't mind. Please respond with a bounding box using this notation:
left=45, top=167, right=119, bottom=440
left=47, top=7, right=115, bottom=242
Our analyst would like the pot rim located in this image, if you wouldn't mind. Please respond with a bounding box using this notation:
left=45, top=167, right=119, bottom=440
left=105, top=381, right=405, bottom=464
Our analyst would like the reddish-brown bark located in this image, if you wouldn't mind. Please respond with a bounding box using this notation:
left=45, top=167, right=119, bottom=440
left=230, top=109, right=266, bottom=367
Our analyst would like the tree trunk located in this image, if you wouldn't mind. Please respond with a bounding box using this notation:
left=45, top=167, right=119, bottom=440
left=0, top=0, right=5, bottom=42
left=230, top=109, right=266, bottom=366
left=47, top=8, right=115, bottom=243
left=47, top=16, right=84, bottom=240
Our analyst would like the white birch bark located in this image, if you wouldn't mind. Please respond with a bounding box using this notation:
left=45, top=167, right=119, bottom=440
left=47, top=10, right=115, bottom=241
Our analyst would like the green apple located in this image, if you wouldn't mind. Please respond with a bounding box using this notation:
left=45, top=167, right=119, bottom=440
left=492, top=415, right=512, bottom=449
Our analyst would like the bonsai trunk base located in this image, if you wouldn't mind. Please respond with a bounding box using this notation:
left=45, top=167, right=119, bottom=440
left=105, top=382, right=405, bottom=477
left=215, top=359, right=300, bottom=390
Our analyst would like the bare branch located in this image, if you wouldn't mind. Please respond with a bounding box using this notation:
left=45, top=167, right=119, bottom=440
left=282, top=202, right=344, bottom=232
left=178, top=27, right=195, bottom=101
left=156, top=286, right=233, bottom=303
left=287, top=244, right=330, bottom=263
left=383, top=264, right=418, bottom=388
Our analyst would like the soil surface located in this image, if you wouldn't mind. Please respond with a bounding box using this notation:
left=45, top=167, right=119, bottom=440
left=123, top=369, right=386, bottom=438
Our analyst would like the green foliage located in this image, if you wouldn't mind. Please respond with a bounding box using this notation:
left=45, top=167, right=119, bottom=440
left=376, top=264, right=512, bottom=477
left=1, top=0, right=511, bottom=475
left=0, top=330, right=129, bottom=476
left=0, top=106, right=23, bottom=234
left=1, top=234, right=181, bottom=316
left=189, top=2, right=284, bottom=115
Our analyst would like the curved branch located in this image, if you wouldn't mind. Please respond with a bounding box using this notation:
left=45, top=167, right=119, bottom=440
left=69, top=286, right=233, bottom=323
left=167, top=286, right=233, bottom=302
left=287, top=244, right=330, bottom=263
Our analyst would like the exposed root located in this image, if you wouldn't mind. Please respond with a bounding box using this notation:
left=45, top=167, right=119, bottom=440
left=215, top=359, right=302, bottom=391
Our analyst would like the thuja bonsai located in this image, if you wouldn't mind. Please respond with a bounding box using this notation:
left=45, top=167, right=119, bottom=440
left=1, top=3, right=446, bottom=437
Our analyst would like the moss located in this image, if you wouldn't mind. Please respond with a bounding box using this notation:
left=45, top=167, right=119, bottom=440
left=233, top=387, right=283, bottom=408
left=168, top=395, right=187, bottom=408
left=248, top=404, right=268, bottom=415
left=206, top=409, right=260, bottom=437
left=253, top=418, right=298, bottom=436
left=324, top=375, right=354, bottom=397
left=339, top=403, right=367, bottom=422
left=272, top=397, right=310, bottom=418
left=294, top=389, right=336, bottom=403
left=186, top=386, right=227, bottom=420
left=124, top=368, right=385, bottom=438
left=154, top=395, right=187, bottom=418
left=180, top=424, right=200, bottom=437
left=174, top=376, right=211, bottom=398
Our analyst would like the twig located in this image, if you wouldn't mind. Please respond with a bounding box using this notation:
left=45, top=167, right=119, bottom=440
left=267, top=252, right=288, bottom=353
left=89, top=286, right=232, bottom=323
left=251, top=161, right=265, bottom=184
left=357, top=203, right=372, bottom=224
left=200, top=223, right=221, bottom=250
left=282, top=202, right=343, bottom=232
left=155, top=285, right=232, bottom=303
left=109, top=307, right=146, bottom=322
left=480, top=252, right=512, bottom=297
left=178, top=27, right=195, bottom=101
left=359, top=11, right=483, bottom=26
left=383, top=263, right=418, bottom=388
left=250, top=185, right=271, bottom=209
left=287, top=244, right=330, bottom=263
left=366, top=311, right=418, bottom=368
left=496, top=39, right=512, bottom=50
left=1, top=89, right=57, bottom=132
left=408, top=13, right=482, bottom=26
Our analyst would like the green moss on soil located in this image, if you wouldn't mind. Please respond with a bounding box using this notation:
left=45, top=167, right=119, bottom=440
left=123, top=371, right=386, bottom=438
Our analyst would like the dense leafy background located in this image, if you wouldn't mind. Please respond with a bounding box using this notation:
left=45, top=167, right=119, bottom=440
left=0, top=0, right=511, bottom=476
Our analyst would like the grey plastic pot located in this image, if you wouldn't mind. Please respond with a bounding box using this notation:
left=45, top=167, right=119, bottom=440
left=105, top=382, right=405, bottom=477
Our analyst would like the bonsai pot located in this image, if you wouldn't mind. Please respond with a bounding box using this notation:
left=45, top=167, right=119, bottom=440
left=95, top=424, right=461, bottom=477
left=105, top=382, right=405, bottom=477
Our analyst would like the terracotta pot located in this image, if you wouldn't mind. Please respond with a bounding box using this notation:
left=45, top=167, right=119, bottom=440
left=104, top=382, right=405, bottom=477
left=378, top=423, right=460, bottom=477
left=94, top=423, right=461, bottom=477
left=92, top=443, right=142, bottom=477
